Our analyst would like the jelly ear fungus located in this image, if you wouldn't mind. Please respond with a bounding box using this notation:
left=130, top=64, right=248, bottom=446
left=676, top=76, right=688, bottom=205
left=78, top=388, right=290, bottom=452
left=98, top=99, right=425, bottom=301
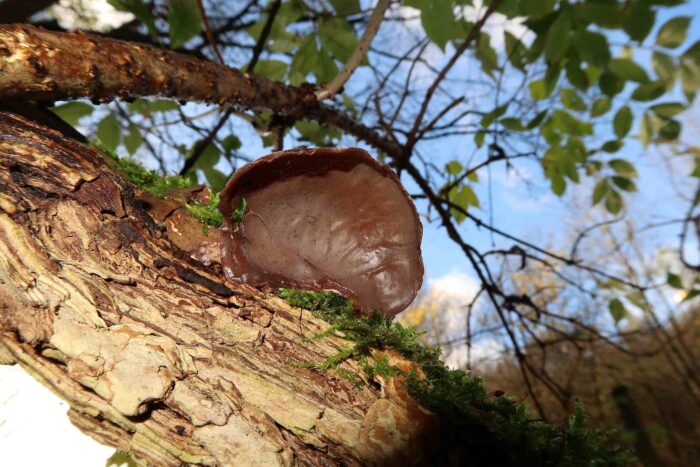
left=219, top=147, right=424, bottom=317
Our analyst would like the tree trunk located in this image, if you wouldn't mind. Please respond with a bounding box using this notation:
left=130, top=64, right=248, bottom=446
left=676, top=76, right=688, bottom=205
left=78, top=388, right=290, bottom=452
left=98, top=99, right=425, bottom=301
left=0, top=111, right=438, bottom=466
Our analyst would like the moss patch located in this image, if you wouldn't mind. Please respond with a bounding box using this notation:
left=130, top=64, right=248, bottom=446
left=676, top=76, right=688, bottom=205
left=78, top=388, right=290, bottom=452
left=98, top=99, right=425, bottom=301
left=99, top=146, right=224, bottom=229
left=185, top=191, right=224, bottom=229
left=278, top=288, right=629, bottom=466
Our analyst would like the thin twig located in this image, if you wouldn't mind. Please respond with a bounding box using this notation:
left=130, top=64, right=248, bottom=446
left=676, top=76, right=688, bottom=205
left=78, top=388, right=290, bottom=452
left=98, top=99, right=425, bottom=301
left=247, top=0, right=282, bottom=73
left=315, top=0, right=391, bottom=101
left=195, top=0, right=225, bottom=64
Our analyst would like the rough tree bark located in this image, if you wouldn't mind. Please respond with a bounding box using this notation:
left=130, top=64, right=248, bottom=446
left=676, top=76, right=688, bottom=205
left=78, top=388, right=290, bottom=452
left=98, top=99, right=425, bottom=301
left=0, top=110, right=439, bottom=465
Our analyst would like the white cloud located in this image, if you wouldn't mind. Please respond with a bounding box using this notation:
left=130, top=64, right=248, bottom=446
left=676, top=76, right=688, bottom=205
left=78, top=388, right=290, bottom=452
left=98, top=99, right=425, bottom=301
left=458, top=1, right=534, bottom=50
left=50, top=0, right=134, bottom=32
left=428, top=269, right=480, bottom=306
left=492, top=165, right=557, bottom=213
left=394, top=1, right=534, bottom=52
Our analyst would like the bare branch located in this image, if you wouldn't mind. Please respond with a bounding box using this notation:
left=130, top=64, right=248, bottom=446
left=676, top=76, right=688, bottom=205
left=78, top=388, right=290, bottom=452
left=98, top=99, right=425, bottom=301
left=315, top=0, right=391, bottom=101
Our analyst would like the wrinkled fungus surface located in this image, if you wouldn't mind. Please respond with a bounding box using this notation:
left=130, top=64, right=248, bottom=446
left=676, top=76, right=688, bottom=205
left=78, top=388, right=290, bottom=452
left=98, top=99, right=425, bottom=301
left=219, top=147, right=424, bottom=316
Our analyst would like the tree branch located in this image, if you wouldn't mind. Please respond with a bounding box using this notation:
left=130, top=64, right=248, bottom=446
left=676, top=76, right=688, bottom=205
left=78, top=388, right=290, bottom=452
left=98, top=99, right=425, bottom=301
left=0, top=110, right=439, bottom=466
left=0, top=25, right=316, bottom=113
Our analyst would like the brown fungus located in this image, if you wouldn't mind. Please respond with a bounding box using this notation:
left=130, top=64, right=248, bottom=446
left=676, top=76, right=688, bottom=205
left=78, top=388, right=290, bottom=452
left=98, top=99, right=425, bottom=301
left=219, top=147, right=424, bottom=317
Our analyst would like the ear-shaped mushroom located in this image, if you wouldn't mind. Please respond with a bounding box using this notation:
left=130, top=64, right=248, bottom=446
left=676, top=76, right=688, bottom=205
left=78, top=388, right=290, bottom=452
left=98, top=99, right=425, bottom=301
left=219, top=147, right=423, bottom=317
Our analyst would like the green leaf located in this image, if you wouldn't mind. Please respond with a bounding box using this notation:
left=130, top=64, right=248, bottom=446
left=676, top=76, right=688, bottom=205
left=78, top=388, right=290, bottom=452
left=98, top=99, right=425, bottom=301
left=445, top=160, right=463, bottom=176
left=504, top=31, right=527, bottom=71
left=572, top=31, right=610, bottom=67
left=608, top=298, right=626, bottom=323
left=203, top=167, right=228, bottom=191
left=124, top=123, right=143, bottom=155
left=149, top=100, right=180, bottom=112
left=592, top=178, right=608, bottom=205
left=481, top=104, right=508, bottom=127
left=551, top=174, right=566, bottom=196
left=128, top=98, right=179, bottom=116
left=609, top=159, right=637, bottom=177
left=586, top=160, right=603, bottom=176
left=97, top=114, right=121, bottom=152
left=500, top=117, right=525, bottom=131
left=316, top=47, right=339, bottom=83
left=474, top=131, right=485, bottom=148
left=529, top=79, right=549, bottom=100
left=408, top=0, right=455, bottom=50
left=222, top=134, right=241, bottom=155
left=231, top=196, right=247, bottom=224
left=477, top=33, right=499, bottom=77
left=448, top=184, right=480, bottom=223
left=526, top=110, right=548, bottom=129
left=319, top=18, right=359, bottom=63
left=519, top=0, right=556, bottom=19
left=545, top=10, right=571, bottom=62
left=631, top=81, right=666, bottom=101
left=605, top=188, right=623, bottom=214
left=254, top=60, right=288, bottom=81
left=590, top=96, right=611, bottom=117
left=108, top=0, right=157, bottom=37
left=650, top=102, right=686, bottom=119
left=652, top=52, right=676, bottom=84
left=623, top=3, right=655, bottom=41
left=684, top=39, right=700, bottom=62
left=667, top=271, right=683, bottom=289
left=560, top=88, right=586, bottom=112
left=566, top=61, right=589, bottom=90
left=295, top=120, right=341, bottom=145
left=168, top=0, right=203, bottom=49
left=609, top=58, right=649, bottom=83
left=656, top=16, right=691, bottom=48
left=640, top=112, right=654, bottom=146
left=599, top=70, right=625, bottom=96
left=290, top=36, right=318, bottom=85
left=187, top=142, right=221, bottom=172
left=657, top=118, right=681, bottom=141
left=612, top=176, right=636, bottom=192
left=680, top=61, right=700, bottom=93
left=51, top=102, right=93, bottom=126
left=682, top=289, right=700, bottom=302
left=577, top=2, right=624, bottom=28
left=530, top=66, right=562, bottom=100
left=550, top=110, right=593, bottom=136
left=329, top=0, right=361, bottom=16
left=601, top=140, right=622, bottom=153
left=613, top=106, right=633, bottom=138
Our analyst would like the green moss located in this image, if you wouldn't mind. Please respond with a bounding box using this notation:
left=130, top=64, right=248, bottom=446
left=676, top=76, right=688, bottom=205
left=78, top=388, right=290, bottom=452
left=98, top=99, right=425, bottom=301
left=100, top=145, right=192, bottom=199
left=98, top=145, right=225, bottom=230
left=185, top=190, right=224, bottom=231
left=231, top=196, right=247, bottom=225
left=278, top=288, right=630, bottom=466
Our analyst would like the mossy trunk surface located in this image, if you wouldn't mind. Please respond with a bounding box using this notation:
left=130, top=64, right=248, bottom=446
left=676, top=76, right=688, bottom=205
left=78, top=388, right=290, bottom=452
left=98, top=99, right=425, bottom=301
left=0, top=111, right=438, bottom=466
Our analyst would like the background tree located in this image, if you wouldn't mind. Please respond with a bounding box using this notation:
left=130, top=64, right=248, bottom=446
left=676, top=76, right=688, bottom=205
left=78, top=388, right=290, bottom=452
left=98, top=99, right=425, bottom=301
left=0, top=0, right=699, bottom=465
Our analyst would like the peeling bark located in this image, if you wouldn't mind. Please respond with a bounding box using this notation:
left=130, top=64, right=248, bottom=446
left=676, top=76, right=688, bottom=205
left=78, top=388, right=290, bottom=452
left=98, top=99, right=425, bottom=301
left=0, top=111, right=439, bottom=465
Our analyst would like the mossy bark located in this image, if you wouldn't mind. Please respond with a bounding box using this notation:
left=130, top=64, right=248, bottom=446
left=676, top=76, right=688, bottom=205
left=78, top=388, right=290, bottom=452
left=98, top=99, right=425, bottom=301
left=0, top=111, right=438, bottom=466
